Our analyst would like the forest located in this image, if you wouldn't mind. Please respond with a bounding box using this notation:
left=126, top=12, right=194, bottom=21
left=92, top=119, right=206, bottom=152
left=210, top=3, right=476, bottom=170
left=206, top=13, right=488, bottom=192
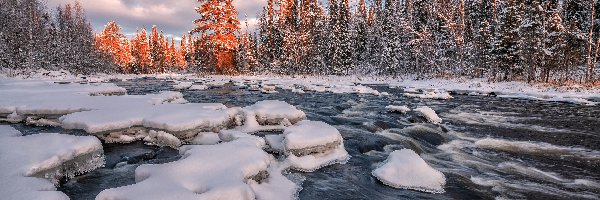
left=1, top=0, right=600, bottom=84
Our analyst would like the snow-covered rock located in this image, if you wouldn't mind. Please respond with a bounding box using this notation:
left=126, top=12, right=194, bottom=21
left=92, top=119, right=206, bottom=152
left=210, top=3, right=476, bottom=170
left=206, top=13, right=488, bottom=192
left=0, top=125, right=104, bottom=200
left=96, top=138, right=292, bottom=200
left=282, top=121, right=350, bottom=172
left=386, top=105, right=411, bottom=113
left=243, top=100, right=306, bottom=126
left=372, top=149, right=446, bottom=193
left=261, top=85, right=278, bottom=94
left=173, top=81, right=193, bottom=90
left=414, top=106, right=442, bottom=124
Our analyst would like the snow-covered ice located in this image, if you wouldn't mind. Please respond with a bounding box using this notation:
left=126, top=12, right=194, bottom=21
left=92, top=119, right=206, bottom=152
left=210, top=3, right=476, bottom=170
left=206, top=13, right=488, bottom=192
left=404, top=90, right=454, bottom=100
left=414, top=106, right=443, bottom=124
left=372, top=149, right=446, bottom=193
left=243, top=100, right=306, bottom=126
left=283, top=121, right=343, bottom=150
left=172, top=81, right=193, bottom=90
left=386, top=105, right=411, bottom=113
left=96, top=138, right=285, bottom=200
left=282, top=121, right=350, bottom=172
left=190, top=132, right=221, bottom=145
left=0, top=125, right=104, bottom=200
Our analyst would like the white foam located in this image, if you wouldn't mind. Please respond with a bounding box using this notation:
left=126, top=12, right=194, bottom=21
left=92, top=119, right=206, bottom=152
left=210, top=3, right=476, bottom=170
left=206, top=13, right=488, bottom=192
left=475, top=138, right=600, bottom=160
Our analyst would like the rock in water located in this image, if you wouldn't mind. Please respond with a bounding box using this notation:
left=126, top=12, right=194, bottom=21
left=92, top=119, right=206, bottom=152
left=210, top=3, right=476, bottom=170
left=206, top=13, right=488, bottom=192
left=372, top=149, right=446, bottom=194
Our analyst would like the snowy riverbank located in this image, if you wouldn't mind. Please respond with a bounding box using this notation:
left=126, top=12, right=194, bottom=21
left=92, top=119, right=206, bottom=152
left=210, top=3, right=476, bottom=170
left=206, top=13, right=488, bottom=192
left=3, top=70, right=599, bottom=106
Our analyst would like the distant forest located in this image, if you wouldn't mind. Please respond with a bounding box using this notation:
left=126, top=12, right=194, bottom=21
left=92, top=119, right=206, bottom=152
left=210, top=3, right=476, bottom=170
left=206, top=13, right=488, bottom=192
left=1, top=0, right=599, bottom=85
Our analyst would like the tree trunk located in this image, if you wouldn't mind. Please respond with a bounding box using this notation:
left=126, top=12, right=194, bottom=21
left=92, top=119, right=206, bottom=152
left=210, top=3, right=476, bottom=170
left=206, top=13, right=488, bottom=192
left=586, top=0, right=596, bottom=82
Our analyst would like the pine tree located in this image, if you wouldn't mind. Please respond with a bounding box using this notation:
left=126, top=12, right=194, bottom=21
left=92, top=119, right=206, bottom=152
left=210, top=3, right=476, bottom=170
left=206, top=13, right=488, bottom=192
left=192, top=0, right=240, bottom=74
left=131, top=27, right=151, bottom=74
left=95, top=21, right=131, bottom=71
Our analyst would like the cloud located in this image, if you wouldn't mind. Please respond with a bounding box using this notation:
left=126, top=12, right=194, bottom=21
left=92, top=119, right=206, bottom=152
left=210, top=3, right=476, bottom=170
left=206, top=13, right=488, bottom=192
left=45, top=0, right=266, bottom=39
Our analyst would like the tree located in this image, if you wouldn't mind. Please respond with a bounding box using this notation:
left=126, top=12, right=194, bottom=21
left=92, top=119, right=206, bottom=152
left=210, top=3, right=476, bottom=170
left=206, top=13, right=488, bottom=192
left=95, top=21, right=131, bottom=71
left=131, top=27, right=151, bottom=74
left=192, top=0, right=241, bottom=74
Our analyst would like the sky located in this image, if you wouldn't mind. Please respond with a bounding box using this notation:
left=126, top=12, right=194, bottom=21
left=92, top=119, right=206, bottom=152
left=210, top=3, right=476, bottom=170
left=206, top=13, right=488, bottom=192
left=45, top=0, right=267, bottom=40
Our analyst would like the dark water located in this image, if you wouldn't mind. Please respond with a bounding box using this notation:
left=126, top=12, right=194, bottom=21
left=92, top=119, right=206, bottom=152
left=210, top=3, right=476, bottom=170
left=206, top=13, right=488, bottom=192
left=11, top=78, right=600, bottom=199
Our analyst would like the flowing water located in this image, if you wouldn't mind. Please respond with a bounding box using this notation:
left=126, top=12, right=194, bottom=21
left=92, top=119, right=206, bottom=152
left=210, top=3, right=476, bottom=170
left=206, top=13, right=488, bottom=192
left=6, top=78, right=600, bottom=199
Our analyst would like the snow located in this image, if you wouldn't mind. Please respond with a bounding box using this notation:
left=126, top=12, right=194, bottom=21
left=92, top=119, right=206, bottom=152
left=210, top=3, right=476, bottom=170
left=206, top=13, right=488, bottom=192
left=96, top=138, right=274, bottom=200
left=414, top=106, right=442, bottom=124
left=0, top=125, right=104, bottom=200
left=249, top=161, right=301, bottom=200
left=9, top=73, right=598, bottom=105
left=143, top=130, right=182, bottom=148
left=243, top=100, right=306, bottom=126
left=282, top=121, right=350, bottom=172
left=173, top=81, right=193, bottom=90
left=61, top=103, right=237, bottom=135
left=286, top=143, right=350, bottom=172
left=386, top=105, right=411, bottom=113
left=404, top=90, right=454, bottom=100
left=265, top=134, right=285, bottom=153
left=261, top=85, right=278, bottom=94
left=372, top=149, right=446, bottom=194
left=283, top=121, right=343, bottom=150
left=219, top=130, right=267, bottom=148
left=190, top=132, right=222, bottom=145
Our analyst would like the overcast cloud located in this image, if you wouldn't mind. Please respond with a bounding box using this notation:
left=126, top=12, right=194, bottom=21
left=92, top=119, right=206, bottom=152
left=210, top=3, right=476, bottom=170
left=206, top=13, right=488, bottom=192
left=45, top=0, right=267, bottom=39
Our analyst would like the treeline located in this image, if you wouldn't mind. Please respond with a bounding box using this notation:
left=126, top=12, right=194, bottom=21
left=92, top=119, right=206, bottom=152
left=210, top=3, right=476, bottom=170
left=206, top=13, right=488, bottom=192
left=235, top=0, right=600, bottom=83
left=0, top=0, right=116, bottom=75
left=95, top=22, right=188, bottom=74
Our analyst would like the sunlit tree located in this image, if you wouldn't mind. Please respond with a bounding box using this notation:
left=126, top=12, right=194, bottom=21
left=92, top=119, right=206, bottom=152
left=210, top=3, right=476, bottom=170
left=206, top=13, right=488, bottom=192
left=192, top=0, right=240, bottom=74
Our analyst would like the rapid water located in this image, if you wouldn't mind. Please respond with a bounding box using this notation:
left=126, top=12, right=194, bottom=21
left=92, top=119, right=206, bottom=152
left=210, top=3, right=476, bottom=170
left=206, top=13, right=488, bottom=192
left=8, top=78, right=600, bottom=199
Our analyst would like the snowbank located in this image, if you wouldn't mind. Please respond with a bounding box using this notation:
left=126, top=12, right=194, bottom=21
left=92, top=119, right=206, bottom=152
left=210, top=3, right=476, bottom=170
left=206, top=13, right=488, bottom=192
left=414, top=106, right=442, bottom=124
left=0, top=125, right=104, bottom=200
left=372, top=149, right=446, bottom=193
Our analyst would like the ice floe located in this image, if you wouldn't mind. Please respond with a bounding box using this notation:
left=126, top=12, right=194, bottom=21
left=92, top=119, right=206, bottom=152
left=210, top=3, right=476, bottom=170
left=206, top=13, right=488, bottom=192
left=0, top=125, right=104, bottom=200
left=96, top=138, right=273, bottom=200
left=243, top=100, right=306, bottom=126
left=282, top=121, right=350, bottom=172
left=372, top=149, right=446, bottom=193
